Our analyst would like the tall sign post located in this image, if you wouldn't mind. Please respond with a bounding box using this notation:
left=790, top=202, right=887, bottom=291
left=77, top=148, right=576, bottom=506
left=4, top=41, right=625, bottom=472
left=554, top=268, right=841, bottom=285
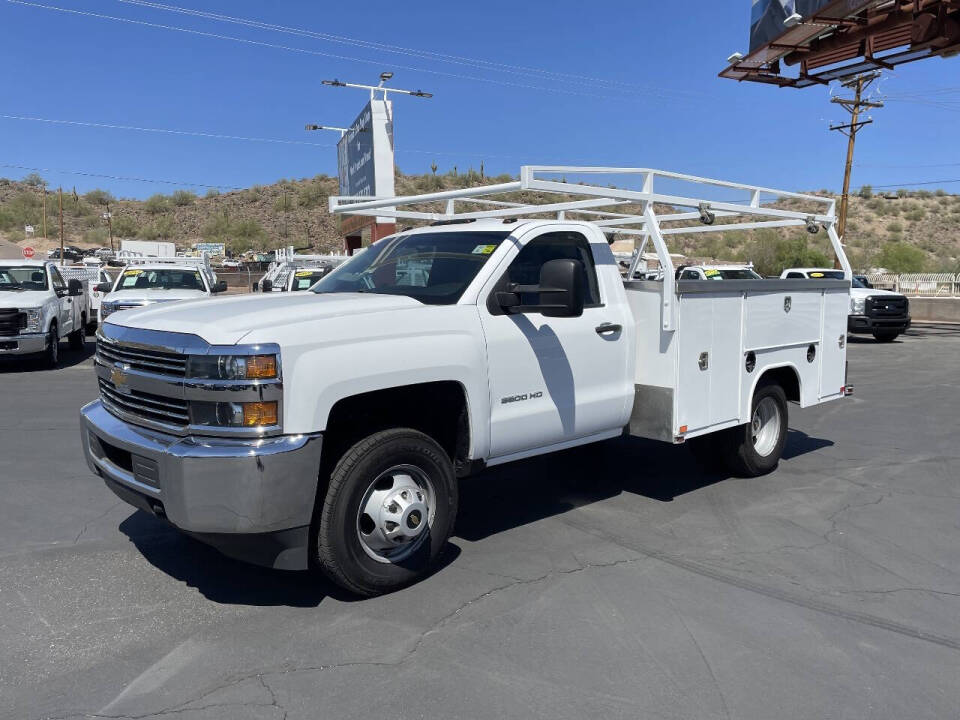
left=309, top=72, right=432, bottom=254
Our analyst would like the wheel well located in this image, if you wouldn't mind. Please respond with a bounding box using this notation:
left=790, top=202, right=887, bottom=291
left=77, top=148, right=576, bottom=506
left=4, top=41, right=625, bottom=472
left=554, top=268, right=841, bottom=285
left=757, top=365, right=800, bottom=403
left=322, top=381, right=469, bottom=473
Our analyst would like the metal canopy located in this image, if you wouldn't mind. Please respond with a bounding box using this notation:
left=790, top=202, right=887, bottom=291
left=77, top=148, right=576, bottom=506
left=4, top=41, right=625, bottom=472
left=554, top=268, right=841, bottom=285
left=330, top=166, right=850, bottom=331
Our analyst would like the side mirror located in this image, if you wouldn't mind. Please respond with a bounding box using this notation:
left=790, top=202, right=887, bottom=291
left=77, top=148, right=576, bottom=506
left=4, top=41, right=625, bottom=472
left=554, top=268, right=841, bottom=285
left=261, top=279, right=273, bottom=292
left=95, top=282, right=112, bottom=293
left=213, top=280, right=228, bottom=294
left=68, top=279, right=84, bottom=296
left=495, top=258, right=585, bottom=318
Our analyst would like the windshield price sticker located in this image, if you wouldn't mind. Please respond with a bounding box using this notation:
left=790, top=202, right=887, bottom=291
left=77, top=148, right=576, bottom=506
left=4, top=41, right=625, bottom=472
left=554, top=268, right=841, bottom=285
left=704, top=269, right=720, bottom=278
left=295, top=270, right=315, bottom=277
left=472, top=244, right=497, bottom=255
left=123, top=270, right=141, bottom=277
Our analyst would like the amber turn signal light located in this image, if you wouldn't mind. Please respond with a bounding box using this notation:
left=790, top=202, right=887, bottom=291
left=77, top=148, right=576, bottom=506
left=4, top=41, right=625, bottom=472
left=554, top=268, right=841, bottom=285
left=242, top=401, right=278, bottom=427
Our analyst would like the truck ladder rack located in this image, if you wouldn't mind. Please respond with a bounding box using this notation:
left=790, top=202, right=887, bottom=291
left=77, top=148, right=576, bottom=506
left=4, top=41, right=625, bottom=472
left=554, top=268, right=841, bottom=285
left=329, top=166, right=848, bottom=331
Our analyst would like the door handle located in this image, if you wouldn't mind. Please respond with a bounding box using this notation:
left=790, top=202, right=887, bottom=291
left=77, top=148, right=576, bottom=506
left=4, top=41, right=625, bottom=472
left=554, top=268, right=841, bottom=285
left=595, top=323, right=622, bottom=335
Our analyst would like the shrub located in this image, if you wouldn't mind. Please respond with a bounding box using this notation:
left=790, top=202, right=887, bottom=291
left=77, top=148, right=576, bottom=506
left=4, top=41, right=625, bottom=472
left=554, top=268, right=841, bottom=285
left=858, top=185, right=873, bottom=199
left=205, top=188, right=220, bottom=198
left=21, top=172, right=45, bottom=188
left=887, top=221, right=903, bottom=233
left=879, top=242, right=926, bottom=272
left=143, top=194, right=170, bottom=214
left=273, top=194, right=296, bottom=213
left=139, top=215, right=176, bottom=240
left=896, top=189, right=909, bottom=198
left=904, top=209, right=925, bottom=222
left=84, top=189, right=114, bottom=206
left=935, top=189, right=947, bottom=197
left=171, top=189, right=197, bottom=206
left=83, top=227, right=109, bottom=245
left=111, top=215, right=138, bottom=238
left=297, top=179, right=329, bottom=209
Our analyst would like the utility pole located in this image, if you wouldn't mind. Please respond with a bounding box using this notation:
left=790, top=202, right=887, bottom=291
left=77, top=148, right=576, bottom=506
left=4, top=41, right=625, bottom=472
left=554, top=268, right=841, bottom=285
left=829, top=72, right=884, bottom=240
left=57, top=187, right=65, bottom=266
left=41, top=182, right=47, bottom=241
left=103, top=203, right=114, bottom=253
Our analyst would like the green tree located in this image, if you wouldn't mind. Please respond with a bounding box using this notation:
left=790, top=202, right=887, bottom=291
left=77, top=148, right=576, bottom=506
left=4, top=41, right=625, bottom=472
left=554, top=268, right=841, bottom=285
left=139, top=215, right=176, bottom=241
left=143, top=194, right=170, bottom=214
left=878, top=242, right=926, bottom=272
left=112, top=215, right=138, bottom=238
left=171, top=189, right=197, bottom=206
left=84, top=189, right=114, bottom=206
left=22, top=172, right=45, bottom=188
left=858, top=185, right=873, bottom=199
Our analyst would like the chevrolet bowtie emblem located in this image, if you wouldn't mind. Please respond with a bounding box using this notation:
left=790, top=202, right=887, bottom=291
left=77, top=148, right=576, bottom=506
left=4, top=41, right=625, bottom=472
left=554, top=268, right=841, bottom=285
left=111, top=364, right=130, bottom=387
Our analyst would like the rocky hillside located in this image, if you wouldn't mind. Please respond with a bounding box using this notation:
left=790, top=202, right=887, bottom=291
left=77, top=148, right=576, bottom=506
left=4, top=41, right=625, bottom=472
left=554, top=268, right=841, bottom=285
left=1, top=171, right=957, bottom=274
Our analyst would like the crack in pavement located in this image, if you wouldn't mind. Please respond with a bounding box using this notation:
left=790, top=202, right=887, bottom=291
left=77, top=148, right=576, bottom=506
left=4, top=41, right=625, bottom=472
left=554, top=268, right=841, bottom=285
left=32, top=554, right=648, bottom=720
left=74, top=502, right=124, bottom=543
left=559, top=513, right=960, bottom=653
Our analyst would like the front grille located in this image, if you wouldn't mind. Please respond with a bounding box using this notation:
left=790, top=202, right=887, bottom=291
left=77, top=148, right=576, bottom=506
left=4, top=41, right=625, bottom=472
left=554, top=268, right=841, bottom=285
left=865, top=295, right=908, bottom=318
left=0, top=309, right=26, bottom=337
left=98, top=377, right=189, bottom=427
left=97, top=339, right=188, bottom=377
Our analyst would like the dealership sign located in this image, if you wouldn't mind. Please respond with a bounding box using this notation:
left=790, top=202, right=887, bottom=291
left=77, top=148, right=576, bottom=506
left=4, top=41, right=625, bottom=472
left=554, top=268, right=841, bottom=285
left=194, top=242, right=225, bottom=256
left=337, top=99, right=395, bottom=229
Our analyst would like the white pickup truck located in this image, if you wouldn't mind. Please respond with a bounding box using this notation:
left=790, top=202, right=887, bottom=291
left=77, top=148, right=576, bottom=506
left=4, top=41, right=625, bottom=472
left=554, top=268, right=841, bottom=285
left=80, top=167, right=852, bottom=596
left=0, top=259, right=91, bottom=367
left=98, top=256, right=227, bottom=322
left=781, top=267, right=911, bottom=342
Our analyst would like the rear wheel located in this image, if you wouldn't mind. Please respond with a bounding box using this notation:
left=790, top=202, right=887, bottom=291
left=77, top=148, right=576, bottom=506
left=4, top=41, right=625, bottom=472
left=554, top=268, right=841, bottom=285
left=872, top=330, right=899, bottom=342
left=314, top=428, right=458, bottom=596
left=721, top=382, right=788, bottom=477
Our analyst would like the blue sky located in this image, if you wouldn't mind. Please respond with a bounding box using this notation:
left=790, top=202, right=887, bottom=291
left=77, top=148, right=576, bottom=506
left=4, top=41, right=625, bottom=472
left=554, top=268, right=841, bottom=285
left=1, top=0, right=958, bottom=199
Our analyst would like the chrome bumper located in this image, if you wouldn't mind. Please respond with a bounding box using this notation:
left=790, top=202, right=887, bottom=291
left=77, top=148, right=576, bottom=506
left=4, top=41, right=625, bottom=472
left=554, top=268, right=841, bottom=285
left=80, top=400, right=323, bottom=569
left=0, top=333, right=46, bottom=355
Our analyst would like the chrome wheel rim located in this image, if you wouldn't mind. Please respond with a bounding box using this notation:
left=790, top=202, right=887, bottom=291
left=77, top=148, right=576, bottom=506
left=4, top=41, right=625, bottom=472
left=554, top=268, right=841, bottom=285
left=356, top=464, right=435, bottom=564
left=751, top=396, right=781, bottom=457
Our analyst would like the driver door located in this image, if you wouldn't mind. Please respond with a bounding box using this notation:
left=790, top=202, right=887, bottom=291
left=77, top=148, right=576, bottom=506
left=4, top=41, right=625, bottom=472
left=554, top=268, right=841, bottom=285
left=49, top=267, right=73, bottom=335
left=478, top=228, right=632, bottom=459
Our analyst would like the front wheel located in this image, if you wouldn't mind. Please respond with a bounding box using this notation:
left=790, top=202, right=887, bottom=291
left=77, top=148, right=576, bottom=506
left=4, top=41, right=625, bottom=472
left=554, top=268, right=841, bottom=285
left=872, top=330, right=900, bottom=342
left=721, top=382, right=788, bottom=477
left=43, top=324, right=60, bottom=369
left=314, top=428, right=458, bottom=596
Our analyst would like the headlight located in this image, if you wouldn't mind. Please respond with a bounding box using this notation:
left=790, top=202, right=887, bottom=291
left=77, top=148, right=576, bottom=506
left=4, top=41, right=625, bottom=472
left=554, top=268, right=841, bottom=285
left=23, top=308, right=42, bottom=333
left=190, top=401, right=279, bottom=428
left=850, top=297, right=865, bottom=315
left=101, top=302, right=118, bottom=320
left=187, top=354, right=278, bottom=380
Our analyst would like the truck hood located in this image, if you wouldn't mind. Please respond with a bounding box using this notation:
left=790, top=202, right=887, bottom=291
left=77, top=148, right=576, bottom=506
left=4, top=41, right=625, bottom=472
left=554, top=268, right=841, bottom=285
left=0, top=290, right=51, bottom=310
left=106, top=292, right=423, bottom=345
left=851, top=286, right=902, bottom=299
left=104, top=289, right=209, bottom=303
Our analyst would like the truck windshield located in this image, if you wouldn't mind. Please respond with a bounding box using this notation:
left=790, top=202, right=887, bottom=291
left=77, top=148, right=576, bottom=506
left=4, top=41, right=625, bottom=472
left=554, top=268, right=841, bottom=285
left=703, top=269, right=762, bottom=280
left=116, top=268, right=207, bottom=291
left=312, top=231, right=511, bottom=305
left=0, top=266, right=48, bottom=291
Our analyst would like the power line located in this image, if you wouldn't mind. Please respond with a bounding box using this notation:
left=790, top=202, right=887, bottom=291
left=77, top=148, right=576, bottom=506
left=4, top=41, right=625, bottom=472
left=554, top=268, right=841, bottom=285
left=0, top=111, right=524, bottom=160
left=117, top=0, right=701, bottom=99
left=7, top=0, right=660, bottom=103
left=0, top=162, right=245, bottom=190
left=0, top=114, right=337, bottom=147
left=870, top=178, right=960, bottom=188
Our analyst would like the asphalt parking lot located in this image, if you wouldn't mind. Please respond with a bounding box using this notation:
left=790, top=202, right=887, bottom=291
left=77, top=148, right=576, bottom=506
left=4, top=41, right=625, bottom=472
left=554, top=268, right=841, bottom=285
left=2, top=324, right=959, bottom=720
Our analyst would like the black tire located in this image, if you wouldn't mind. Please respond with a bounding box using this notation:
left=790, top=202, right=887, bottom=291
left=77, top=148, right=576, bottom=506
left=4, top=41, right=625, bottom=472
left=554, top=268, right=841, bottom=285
left=43, top=323, right=59, bottom=369
left=315, top=428, right=458, bottom=597
left=872, top=330, right=899, bottom=342
left=721, top=382, right=788, bottom=478
left=68, top=316, right=85, bottom=350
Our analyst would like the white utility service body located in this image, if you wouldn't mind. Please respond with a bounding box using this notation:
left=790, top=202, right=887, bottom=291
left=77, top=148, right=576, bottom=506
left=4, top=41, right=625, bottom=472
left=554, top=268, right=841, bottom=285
left=57, top=261, right=115, bottom=322
left=0, top=259, right=91, bottom=366
left=79, top=166, right=851, bottom=595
